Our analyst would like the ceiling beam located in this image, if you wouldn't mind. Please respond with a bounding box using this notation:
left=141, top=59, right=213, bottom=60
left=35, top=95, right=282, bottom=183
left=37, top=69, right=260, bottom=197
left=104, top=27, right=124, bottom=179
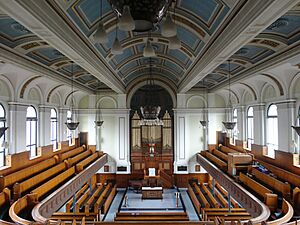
left=0, top=0, right=125, bottom=93
left=178, top=0, right=300, bottom=93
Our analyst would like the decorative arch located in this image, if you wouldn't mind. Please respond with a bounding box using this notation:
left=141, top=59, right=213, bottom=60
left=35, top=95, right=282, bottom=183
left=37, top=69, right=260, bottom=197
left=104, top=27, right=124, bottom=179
left=126, top=76, right=177, bottom=109
left=186, top=95, right=207, bottom=108
left=46, top=84, right=64, bottom=103
left=289, top=71, right=300, bottom=98
left=260, top=73, right=284, bottom=96
left=24, top=85, right=44, bottom=104
left=261, top=83, right=277, bottom=102
left=96, top=96, right=117, bottom=109
left=0, top=75, right=15, bottom=101
left=18, top=75, right=42, bottom=99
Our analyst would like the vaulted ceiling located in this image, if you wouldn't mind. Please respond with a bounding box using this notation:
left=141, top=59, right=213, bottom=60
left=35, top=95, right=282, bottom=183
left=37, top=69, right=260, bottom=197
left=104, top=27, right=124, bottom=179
left=0, top=0, right=300, bottom=94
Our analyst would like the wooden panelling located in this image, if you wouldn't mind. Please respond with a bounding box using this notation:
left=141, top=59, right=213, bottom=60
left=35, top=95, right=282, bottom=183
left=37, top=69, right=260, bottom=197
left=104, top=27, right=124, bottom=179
left=174, top=173, right=209, bottom=188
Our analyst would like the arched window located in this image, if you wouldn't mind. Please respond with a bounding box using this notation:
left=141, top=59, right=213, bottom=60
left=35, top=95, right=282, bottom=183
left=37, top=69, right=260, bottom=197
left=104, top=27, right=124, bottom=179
left=26, top=106, right=37, bottom=157
left=50, top=109, right=58, bottom=150
left=233, top=108, right=238, bottom=141
left=0, top=104, right=6, bottom=167
left=247, top=107, right=254, bottom=149
left=67, top=110, right=72, bottom=145
left=266, top=104, right=278, bottom=158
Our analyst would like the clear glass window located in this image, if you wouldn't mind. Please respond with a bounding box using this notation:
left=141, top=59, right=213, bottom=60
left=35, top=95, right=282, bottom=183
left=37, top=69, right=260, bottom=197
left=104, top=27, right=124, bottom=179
left=26, top=106, right=37, bottom=157
left=50, top=109, right=58, bottom=149
left=266, top=104, right=278, bottom=158
left=247, top=107, right=254, bottom=149
left=0, top=104, right=6, bottom=167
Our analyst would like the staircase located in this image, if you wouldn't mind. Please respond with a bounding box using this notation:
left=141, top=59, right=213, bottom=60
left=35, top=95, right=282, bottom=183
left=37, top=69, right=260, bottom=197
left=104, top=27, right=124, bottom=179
left=159, top=169, right=174, bottom=188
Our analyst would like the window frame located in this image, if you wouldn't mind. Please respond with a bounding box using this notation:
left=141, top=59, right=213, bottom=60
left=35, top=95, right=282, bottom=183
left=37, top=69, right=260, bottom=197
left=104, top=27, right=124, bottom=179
left=247, top=106, right=254, bottom=149
left=232, top=108, right=238, bottom=141
left=266, top=104, right=278, bottom=158
left=50, top=108, right=58, bottom=150
left=26, top=106, right=38, bottom=157
left=0, top=103, right=6, bottom=167
left=66, top=110, right=72, bottom=145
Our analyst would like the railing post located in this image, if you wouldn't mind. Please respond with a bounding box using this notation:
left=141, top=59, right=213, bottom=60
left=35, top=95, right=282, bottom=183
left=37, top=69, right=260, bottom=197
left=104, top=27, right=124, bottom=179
left=212, top=178, right=215, bottom=197
left=72, top=194, right=76, bottom=212
left=228, top=193, right=231, bottom=212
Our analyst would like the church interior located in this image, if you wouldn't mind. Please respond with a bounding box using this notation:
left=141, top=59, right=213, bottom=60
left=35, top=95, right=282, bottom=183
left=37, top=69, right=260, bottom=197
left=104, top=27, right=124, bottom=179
left=1, top=0, right=300, bottom=224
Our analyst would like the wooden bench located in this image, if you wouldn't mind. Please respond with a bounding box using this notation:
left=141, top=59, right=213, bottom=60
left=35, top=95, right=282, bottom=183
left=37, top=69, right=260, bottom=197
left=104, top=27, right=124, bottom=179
left=66, top=149, right=93, bottom=167
left=84, top=184, right=103, bottom=213
left=60, top=146, right=85, bottom=161
left=204, top=152, right=227, bottom=171
left=0, top=188, right=11, bottom=219
left=227, top=153, right=253, bottom=176
left=75, top=189, right=91, bottom=212
left=50, top=212, right=97, bottom=221
left=76, top=152, right=99, bottom=172
left=13, top=161, right=67, bottom=199
left=215, top=183, right=239, bottom=208
left=266, top=199, right=294, bottom=225
left=257, top=160, right=300, bottom=187
left=201, top=183, right=219, bottom=208
left=66, top=184, right=89, bottom=212
left=251, top=168, right=291, bottom=198
left=115, top=212, right=189, bottom=221
left=188, top=184, right=201, bottom=214
left=192, top=183, right=210, bottom=208
left=93, top=183, right=112, bottom=213
left=30, top=166, right=75, bottom=200
left=9, top=194, right=36, bottom=224
left=219, top=146, right=239, bottom=154
left=211, top=149, right=228, bottom=162
left=103, top=184, right=117, bottom=214
left=0, top=157, right=57, bottom=191
left=202, top=208, right=251, bottom=221
left=239, top=172, right=273, bottom=199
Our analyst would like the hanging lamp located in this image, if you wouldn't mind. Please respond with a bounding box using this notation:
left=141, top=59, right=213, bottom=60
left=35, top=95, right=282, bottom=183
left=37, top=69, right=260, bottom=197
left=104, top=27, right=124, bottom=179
left=143, top=32, right=156, bottom=57
left=94, top=86, right=104, bottom=127
left=94, top=0, right=108, bottom=44
left=161, top=13, right=177, bottom=37
left=200, top=80, right=208, bottom=128
left=111, top=24, right=123, bottom=55
left=222, top=60, right=236, bottom=132
left=118, top=5, right=135, bottom=31
left=65, top=62, right=79, bottom=131
left=168, top=5, right=180, bottom=49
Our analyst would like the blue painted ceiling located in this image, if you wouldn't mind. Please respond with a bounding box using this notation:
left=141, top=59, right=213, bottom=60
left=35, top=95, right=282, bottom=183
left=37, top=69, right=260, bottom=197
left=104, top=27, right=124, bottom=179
left=0, top=1, right=300, bottom=91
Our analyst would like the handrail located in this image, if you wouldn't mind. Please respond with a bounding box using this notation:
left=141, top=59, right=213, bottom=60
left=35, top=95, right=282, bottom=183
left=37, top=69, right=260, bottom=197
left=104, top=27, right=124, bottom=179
left=266, top=199, right=294, bottom=225
left=32, top=154, right=108, bottom=223
left=197, top=153, right=270, bottom=224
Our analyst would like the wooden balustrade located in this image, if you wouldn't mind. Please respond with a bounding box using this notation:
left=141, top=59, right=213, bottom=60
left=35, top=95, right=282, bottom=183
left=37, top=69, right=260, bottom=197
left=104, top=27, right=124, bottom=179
left=266, top=199, right=294, bottom=225
left=197, top=153, right=270, bottom=224
left=32, top=154, right=108, bottom=223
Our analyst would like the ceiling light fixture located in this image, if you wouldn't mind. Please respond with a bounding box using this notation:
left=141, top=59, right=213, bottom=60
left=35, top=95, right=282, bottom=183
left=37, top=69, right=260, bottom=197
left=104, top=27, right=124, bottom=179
left=65, top=62, right=80, bottom=131
left=94, top=0, right=108, bottom=44
left=161, top=13, right=177, bottom=37
left=222, top=60, right=236, bottom=133
left=111, top=24, right=123, bottom=55
left=118, top=5, right=135, bottom=31
left=143, top=37, right=156, bottom=57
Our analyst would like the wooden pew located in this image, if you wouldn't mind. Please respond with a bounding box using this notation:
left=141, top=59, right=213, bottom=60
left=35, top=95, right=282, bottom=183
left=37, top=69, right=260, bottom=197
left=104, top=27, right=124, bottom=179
left=204, top=152, right=227, bottom=171
left=192, top=183, right=210, bottom=208
left=93, top=183, right=112, bottom=213
left=67, top=150, right=93, bottom=167
left=257, top=160, right=300, bottom=187
left=201, top=183, right=219, bottom=208
left=188, top=183, right=201, bottom=214
left=0, top=157, right=57, bottom=191
left=212, top=149, right=228, bottom=162
left=0, top=188, right=11, bottom=219
left=60, top=146, right=85, bottom=161
left=219, top=146, right=239, bottom=154
left=30, top=167, right=75, bottom=200
left=75, top=189, right=91, bottom=212
left=251, top=168, right=291, bottom=198
left=66, top=184, right=89, bottom=212
left=50, top=212, right=97, bottom=221
left=76, top=152, right=99, bottom=172
left=84, top=184, right=103, bottom=213
left=9, top=194, right=36, bottom=224
left=115, top=212, right=189, bottom=221
left=266, top=199, right=294, bottom=225
left=13, top=161, right=67, bottom=199
left=103, top=184, right=117, bottom=214
left=215, top=183, right=239, bottom=208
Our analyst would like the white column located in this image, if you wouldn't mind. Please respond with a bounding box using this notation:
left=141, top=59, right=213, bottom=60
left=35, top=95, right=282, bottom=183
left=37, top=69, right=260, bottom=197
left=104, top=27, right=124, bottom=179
left=8, top=102, right=27, bottom=154
left=277, top=100, right=296, bottom=152
left=237, top=106, right=245, bottom=140
left=38, top=105, right=51, bottom=147
left=253, top=104, right=265, bottom=145
left=59, top=108, right=68, bottom=142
